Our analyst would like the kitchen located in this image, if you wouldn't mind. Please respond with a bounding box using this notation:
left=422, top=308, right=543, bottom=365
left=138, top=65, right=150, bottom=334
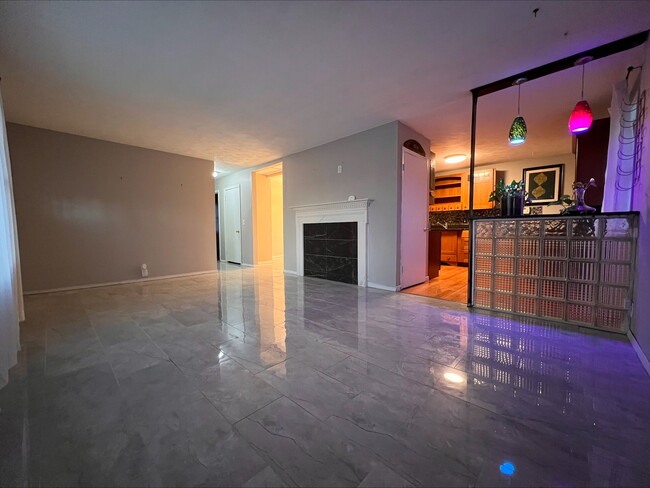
left=402, top=31, right=645, bottom=310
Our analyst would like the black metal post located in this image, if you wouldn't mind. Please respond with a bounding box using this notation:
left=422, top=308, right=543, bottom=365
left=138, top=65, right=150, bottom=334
left=467, top=92, right=478, bottom=306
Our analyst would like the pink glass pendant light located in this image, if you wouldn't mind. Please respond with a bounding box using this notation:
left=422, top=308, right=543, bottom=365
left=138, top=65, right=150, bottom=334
left=569, top=57, right=593, bottom=133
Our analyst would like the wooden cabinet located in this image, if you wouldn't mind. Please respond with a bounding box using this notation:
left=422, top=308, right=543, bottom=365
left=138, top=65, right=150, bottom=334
left=472, top=168, right=496, bottom=210
left=440, top=230, right=470, bottom=265
left=440, top=231, right=458, bottom=264
left=433, top=173, right=464, bottom=211
left=433, top=169, right=494, bottom=211
left=457, top=230, right=469, bottom=264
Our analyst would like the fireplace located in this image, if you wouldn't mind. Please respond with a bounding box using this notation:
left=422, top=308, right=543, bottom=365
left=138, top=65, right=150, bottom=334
left=292, top=199, right=370, bottom=286
left=304, top=222, right=358, bottom=284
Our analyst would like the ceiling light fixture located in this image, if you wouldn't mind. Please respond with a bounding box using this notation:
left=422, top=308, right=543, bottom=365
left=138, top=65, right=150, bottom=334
left=212, top=170, right=218, bottom=178
left=444, top=154, right=467, bottom=164
left=569, top=56, right=594, bottom=133
left=508, top=78, right=528, bottom=145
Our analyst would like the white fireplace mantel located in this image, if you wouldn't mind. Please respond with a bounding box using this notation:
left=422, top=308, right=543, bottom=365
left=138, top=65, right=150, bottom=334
left=292, top=199, right=371, bottom=287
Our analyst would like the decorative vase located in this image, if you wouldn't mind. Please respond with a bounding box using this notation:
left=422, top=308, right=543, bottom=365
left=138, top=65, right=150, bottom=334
left=501, top=193, right=525, bottom=217
left=565, top=180, right=597, bottom=215
left=512, top=193, right=525, bottom=217
left=500, top=196, right=510, bottom=217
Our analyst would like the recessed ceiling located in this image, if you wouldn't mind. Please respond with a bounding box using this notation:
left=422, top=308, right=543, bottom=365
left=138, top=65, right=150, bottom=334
left=1, top=1, right=649, bottom=171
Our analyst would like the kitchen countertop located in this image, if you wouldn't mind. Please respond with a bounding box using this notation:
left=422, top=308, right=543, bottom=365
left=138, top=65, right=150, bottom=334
left=429, top=225, right=469, bottom=231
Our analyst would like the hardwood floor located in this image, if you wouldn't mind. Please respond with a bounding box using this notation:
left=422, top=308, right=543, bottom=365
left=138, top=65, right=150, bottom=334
left=401, top=265, right=468, bottom=303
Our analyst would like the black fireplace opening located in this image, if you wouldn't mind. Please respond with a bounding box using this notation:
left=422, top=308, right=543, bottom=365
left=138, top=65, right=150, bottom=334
left=304, top=222, right=358, bottom=285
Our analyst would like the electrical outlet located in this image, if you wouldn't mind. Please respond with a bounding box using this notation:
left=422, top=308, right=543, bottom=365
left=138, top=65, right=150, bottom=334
left=337, top=164, right=342, bottom=174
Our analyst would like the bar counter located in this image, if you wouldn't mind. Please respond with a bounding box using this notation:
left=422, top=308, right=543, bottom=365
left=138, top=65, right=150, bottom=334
left=469, top=212, right=639, bottom=334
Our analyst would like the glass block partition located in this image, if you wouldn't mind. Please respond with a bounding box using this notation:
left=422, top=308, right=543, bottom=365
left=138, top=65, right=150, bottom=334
left=471, top=213, right=639, bottom=334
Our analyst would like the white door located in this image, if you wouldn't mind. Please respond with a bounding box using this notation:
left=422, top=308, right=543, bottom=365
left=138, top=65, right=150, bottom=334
left=400, top=148, right=429, bottom=289
left=223, top=185, right=242, bottom=264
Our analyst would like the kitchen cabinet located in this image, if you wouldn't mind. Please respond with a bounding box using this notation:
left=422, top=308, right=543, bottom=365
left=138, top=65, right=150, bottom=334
left=472, top=168, right=496, bottom=210
left=428, top=230, right=441, bottom=279
left=432, top=169, right=494, bottom=211
left=439, top=229, right=469, bottom=265
left=440, top=231, right=458, bottom=264
left=457, top=230, right=469, bottom=264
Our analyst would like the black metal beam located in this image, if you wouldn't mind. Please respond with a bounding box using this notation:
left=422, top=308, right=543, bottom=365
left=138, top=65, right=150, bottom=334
left=467, top=92, right=478, bottom=306
left=471, top=30, right=648, bottom=98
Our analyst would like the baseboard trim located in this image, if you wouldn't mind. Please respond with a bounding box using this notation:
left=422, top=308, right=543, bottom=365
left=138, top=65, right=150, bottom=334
left=256, top=261, right=273, bottom=264
left=628, top=330, right=650, bottom=378
left=367, top=282, right=399, bottom=292
left=284, top=269, right=298, bottom=275
left=241, top=263, right=254, bottom=268
left=24, top=270, right=218, bottom=295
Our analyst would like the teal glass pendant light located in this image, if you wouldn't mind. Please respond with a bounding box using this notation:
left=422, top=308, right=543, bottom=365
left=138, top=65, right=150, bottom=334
left=509, top=78, right=528, bottom=145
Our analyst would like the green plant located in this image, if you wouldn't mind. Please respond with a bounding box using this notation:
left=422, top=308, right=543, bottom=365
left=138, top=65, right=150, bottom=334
left=549, top=194, right=574, bottom=207
left=489, top=179, right=526, bottom=203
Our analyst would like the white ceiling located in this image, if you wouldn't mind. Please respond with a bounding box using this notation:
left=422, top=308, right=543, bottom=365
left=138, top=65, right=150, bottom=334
left=452, top=45, right=646, bottom=170
left=1, top=1, right=649, bottom=172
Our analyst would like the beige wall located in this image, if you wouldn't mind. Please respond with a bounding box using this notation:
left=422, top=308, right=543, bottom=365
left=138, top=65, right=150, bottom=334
left=8, top=123, right=216, bottom=292
left=269, top=173, right=283, bottom=256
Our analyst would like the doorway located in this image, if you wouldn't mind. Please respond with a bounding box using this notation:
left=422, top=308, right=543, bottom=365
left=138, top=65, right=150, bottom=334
left=252, top=163, right=284, bottom=269
left=399, top=147, right=429, bottom=289
left=400, top=147, right=469, bottom=303
left=223, top=185, right=242, bottom=264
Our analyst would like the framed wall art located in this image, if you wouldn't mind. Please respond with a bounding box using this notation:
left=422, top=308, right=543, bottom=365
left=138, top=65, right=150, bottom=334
left=523, top=164, right=563, bottom=204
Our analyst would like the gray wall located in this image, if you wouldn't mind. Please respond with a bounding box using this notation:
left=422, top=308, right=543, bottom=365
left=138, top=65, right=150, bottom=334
left=8, top=123, right=216, bottom=292
left=631, top=41, right=650, bottom=362
left=283, top=122, right=400, bottom=288
left=216, top=121, right=430, bottom=289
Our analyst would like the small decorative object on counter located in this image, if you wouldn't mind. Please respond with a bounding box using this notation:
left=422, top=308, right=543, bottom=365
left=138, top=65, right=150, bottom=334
left=489, top=179, right=528, bottom=217
left=564, top=178, right=597, bottom=214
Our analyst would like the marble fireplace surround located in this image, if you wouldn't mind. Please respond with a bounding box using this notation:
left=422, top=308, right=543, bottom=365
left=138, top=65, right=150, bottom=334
left=292, top=199, right=370, bottom=287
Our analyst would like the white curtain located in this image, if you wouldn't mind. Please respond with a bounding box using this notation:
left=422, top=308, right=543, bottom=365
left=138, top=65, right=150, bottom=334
left=0, top=85, right=24, bottom=389
left=602, top=74, right=642, bottom=212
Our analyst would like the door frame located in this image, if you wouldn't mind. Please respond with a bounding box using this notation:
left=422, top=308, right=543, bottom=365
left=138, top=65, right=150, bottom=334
left=398, top=147, right=429, bottom=290
left=223, top=184, right=242, bottom=264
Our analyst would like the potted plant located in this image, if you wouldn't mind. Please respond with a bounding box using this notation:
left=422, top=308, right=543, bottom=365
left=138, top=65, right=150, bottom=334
left=489, top=179, right=526, bottom=217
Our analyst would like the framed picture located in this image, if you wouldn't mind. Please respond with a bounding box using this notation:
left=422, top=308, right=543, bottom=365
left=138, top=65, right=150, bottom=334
left=523, top=164, right=563, bottom=204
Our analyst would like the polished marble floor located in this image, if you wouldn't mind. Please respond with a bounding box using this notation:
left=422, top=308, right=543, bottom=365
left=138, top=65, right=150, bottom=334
left=1, top=260, right=650, bottom=487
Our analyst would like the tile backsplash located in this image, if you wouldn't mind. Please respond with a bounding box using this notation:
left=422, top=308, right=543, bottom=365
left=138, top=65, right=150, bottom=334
left=429, top=209, right=500, bottom=227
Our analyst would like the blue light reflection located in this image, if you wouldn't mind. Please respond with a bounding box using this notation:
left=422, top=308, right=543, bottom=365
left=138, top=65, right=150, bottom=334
left=500, top=462, right=516, bottom=476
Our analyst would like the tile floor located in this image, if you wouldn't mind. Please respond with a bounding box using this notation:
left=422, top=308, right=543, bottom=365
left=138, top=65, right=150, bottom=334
left=1, top=260, right=649, bottom=487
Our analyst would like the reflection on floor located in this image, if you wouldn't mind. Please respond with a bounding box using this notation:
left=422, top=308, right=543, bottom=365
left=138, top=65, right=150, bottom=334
left=1, top=261, right=649, bottom=486
left=402, top=265, right=468, bottom=302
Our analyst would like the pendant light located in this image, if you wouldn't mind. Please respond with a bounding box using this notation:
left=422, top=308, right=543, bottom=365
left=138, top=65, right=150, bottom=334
left=508, top=78, right=527, bottom=145
left=568, top=56, right=594, bottom=133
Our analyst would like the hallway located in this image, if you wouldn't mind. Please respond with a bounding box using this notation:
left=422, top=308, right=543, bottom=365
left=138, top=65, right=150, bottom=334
left=1, top=263, right=649, bottom=486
